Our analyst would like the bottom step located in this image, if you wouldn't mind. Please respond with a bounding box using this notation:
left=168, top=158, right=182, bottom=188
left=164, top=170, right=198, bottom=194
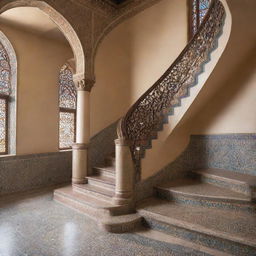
left=54, top=185, right=140, bottom=233
left=133, top=229, right=231, bottom=256
left=100, top=214, right=142, bottom=233
left=137, top=198, right=256, bottom=256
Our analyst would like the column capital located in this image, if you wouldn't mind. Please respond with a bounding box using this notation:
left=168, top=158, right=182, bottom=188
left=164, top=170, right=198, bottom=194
left=73, top=73, right=95, bottom=92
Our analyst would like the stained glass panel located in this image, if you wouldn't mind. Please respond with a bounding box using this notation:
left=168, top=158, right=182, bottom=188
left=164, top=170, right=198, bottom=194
left=59, top=111, right=75, bottom=149
left=0, top=43, right=11, bottom=95
left=59, top=64, right=76, bottom=109
left=0, top=98, right=7, bottom=153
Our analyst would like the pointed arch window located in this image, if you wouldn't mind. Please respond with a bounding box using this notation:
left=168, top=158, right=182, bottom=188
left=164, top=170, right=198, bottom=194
left=58, top=64, right=77, bottom=150
left=189, top=0, right=212, bottom=38
left=0, top=42, right=11, bottom=154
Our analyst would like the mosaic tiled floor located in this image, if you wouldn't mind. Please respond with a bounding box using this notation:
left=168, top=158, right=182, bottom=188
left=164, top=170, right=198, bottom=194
left=0, top=188, right=205, bottom=256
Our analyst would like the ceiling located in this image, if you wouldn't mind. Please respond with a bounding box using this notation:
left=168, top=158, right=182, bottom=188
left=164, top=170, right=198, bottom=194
left=0, top=3, right=128, bottom=43
left=0, top=7, right=68, bottom=44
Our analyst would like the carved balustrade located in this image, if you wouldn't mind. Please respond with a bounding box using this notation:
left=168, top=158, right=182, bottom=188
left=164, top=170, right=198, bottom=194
left=117, top=0, right=225, bottom=179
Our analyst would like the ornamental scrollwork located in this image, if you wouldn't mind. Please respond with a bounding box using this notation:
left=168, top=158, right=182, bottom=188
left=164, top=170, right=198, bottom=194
left=118, top=0, right=225, bottom=180
left=74, top=77, right=95, bottom=92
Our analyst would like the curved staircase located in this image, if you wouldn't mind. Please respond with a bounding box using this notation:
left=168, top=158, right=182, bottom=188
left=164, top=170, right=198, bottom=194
left=55, top=0, right=256, bottom=254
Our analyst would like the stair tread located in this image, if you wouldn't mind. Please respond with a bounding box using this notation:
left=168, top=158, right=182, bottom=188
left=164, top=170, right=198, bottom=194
left=137, top=198, right=256, bottom=247
left=87, top=175, right=115, bottom=185
left=94, top=166, right=115, bottom=173
left=157, top=178, right=251, bottom=201
left=75, top=184, right=115, bottom=197
left=54, top=186, right=116, bottom=209
left=194, top=168, right=256, bottom=186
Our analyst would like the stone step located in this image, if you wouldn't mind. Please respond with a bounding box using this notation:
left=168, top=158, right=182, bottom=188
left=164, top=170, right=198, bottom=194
left=54, top=186, right=129, bottom=217
left=93, top=166, right=115, bottom=178
left=156, top=178, right=255, bottom=212
left=137, top=198, right=256, bottom=256
left=87, top=175, right=115, bottom=190
left=73, top=184, right=115, bottom=202
left=54, top=186, right=139, bottom=233
left=192, top=168, right=256, bottom=198
left=134, top=229, right=231, bottom=256
left=101, top=214, right=142, bottom=233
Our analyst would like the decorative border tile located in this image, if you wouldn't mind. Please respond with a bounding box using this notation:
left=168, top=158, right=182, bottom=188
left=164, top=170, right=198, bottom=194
left=135, top=133, right=256, bottom=201
left=0, top=151, right=72, bottom=195
left=89, top=121, right=118, bottom=170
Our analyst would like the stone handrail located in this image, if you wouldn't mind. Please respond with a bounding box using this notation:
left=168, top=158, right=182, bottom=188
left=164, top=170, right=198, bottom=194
left=117, top=0, right=225, bottom=179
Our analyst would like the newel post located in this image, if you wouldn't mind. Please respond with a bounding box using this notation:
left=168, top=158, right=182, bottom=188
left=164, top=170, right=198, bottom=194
left=113, top=135, right=135, bottom=206
left=72, top=73, right=95, bottom=184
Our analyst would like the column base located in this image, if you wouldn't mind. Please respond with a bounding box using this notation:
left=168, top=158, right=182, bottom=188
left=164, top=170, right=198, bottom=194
left=112, top=191, right=133, bottom=206
left=72, top=177, right=87, bottom=185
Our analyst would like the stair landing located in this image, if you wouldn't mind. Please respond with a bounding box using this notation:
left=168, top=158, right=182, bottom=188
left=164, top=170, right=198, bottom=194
left=157, top=178, right=251, bottom=203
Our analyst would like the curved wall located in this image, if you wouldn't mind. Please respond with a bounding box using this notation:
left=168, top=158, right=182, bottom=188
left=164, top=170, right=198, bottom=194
left=92, top=0, right=188, bottom=136
left=141, top=0, right=256, bottom=179
left=187, top=0, right=256, bottom=134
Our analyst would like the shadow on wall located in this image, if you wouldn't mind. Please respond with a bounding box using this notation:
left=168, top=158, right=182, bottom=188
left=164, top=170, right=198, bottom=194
left=92, top=0, right=187, bottom=136
left=188, top=46, right=256, bottom=133
left=92, top=24, right=134, bottom=136
left=180, top=0, right=256, bottom=134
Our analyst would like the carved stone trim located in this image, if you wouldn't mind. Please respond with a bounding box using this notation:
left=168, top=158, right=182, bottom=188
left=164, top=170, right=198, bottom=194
left=0, top=0, right=85, bottom=76
left=73, top=73, right=95, bottom=92
left=75, top=78, right=95, bottom=92
left=72, top=143, right=89, bottom=150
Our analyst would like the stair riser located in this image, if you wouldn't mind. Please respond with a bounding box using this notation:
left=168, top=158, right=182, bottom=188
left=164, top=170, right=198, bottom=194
left=125, top=233, right=214, bottom=256
left=93, top=169, right=115, bottom=179
left=73, top=186, right=113, bottom=202
left=88, top=179, right=115, bottom=191
left=100, top=219, right=142, bottom=233
left=156, top=189, right=256, bottom=214
left=141, top=217, right=256, bottom=256
left=105, top=158, right=115, bottom=166
left=191, top=173, right=255, bottom=199
left=109, top=205, right=135, bottom=216
left=54, top=190, right=133, bottom=217
left=54, top=192, right=138, bottom=232
left=54, top=192, right=109, bottom=217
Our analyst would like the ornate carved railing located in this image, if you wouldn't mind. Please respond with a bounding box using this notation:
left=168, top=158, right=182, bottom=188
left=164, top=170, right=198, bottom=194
left=117, top=0, right=225, bottom=179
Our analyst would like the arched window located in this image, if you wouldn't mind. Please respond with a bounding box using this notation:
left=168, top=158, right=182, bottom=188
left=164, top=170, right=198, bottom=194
left=59, top=63, right=77, bottom=150
left=0, top=42, right=11, bottom=154
left=189, top=0, right=212, bottom=38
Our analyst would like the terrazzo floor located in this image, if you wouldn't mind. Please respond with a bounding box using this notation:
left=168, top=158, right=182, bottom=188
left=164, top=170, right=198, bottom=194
left=0, top=188, right=204, bottom=256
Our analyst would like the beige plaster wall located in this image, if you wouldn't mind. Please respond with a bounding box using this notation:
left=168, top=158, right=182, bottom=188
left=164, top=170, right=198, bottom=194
left=142, top=0, right=256, bottom=179
left=92, top=0, right=188, bottom=136
left=186, top=0, right=256, bottom=134
left=0, top=24, right=73, bottom=155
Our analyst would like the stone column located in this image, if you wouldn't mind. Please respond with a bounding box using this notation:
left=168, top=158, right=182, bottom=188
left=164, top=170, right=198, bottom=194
left=113, top=138, right=135, bottom=205
left=72, top=74, right=95, bottom=184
